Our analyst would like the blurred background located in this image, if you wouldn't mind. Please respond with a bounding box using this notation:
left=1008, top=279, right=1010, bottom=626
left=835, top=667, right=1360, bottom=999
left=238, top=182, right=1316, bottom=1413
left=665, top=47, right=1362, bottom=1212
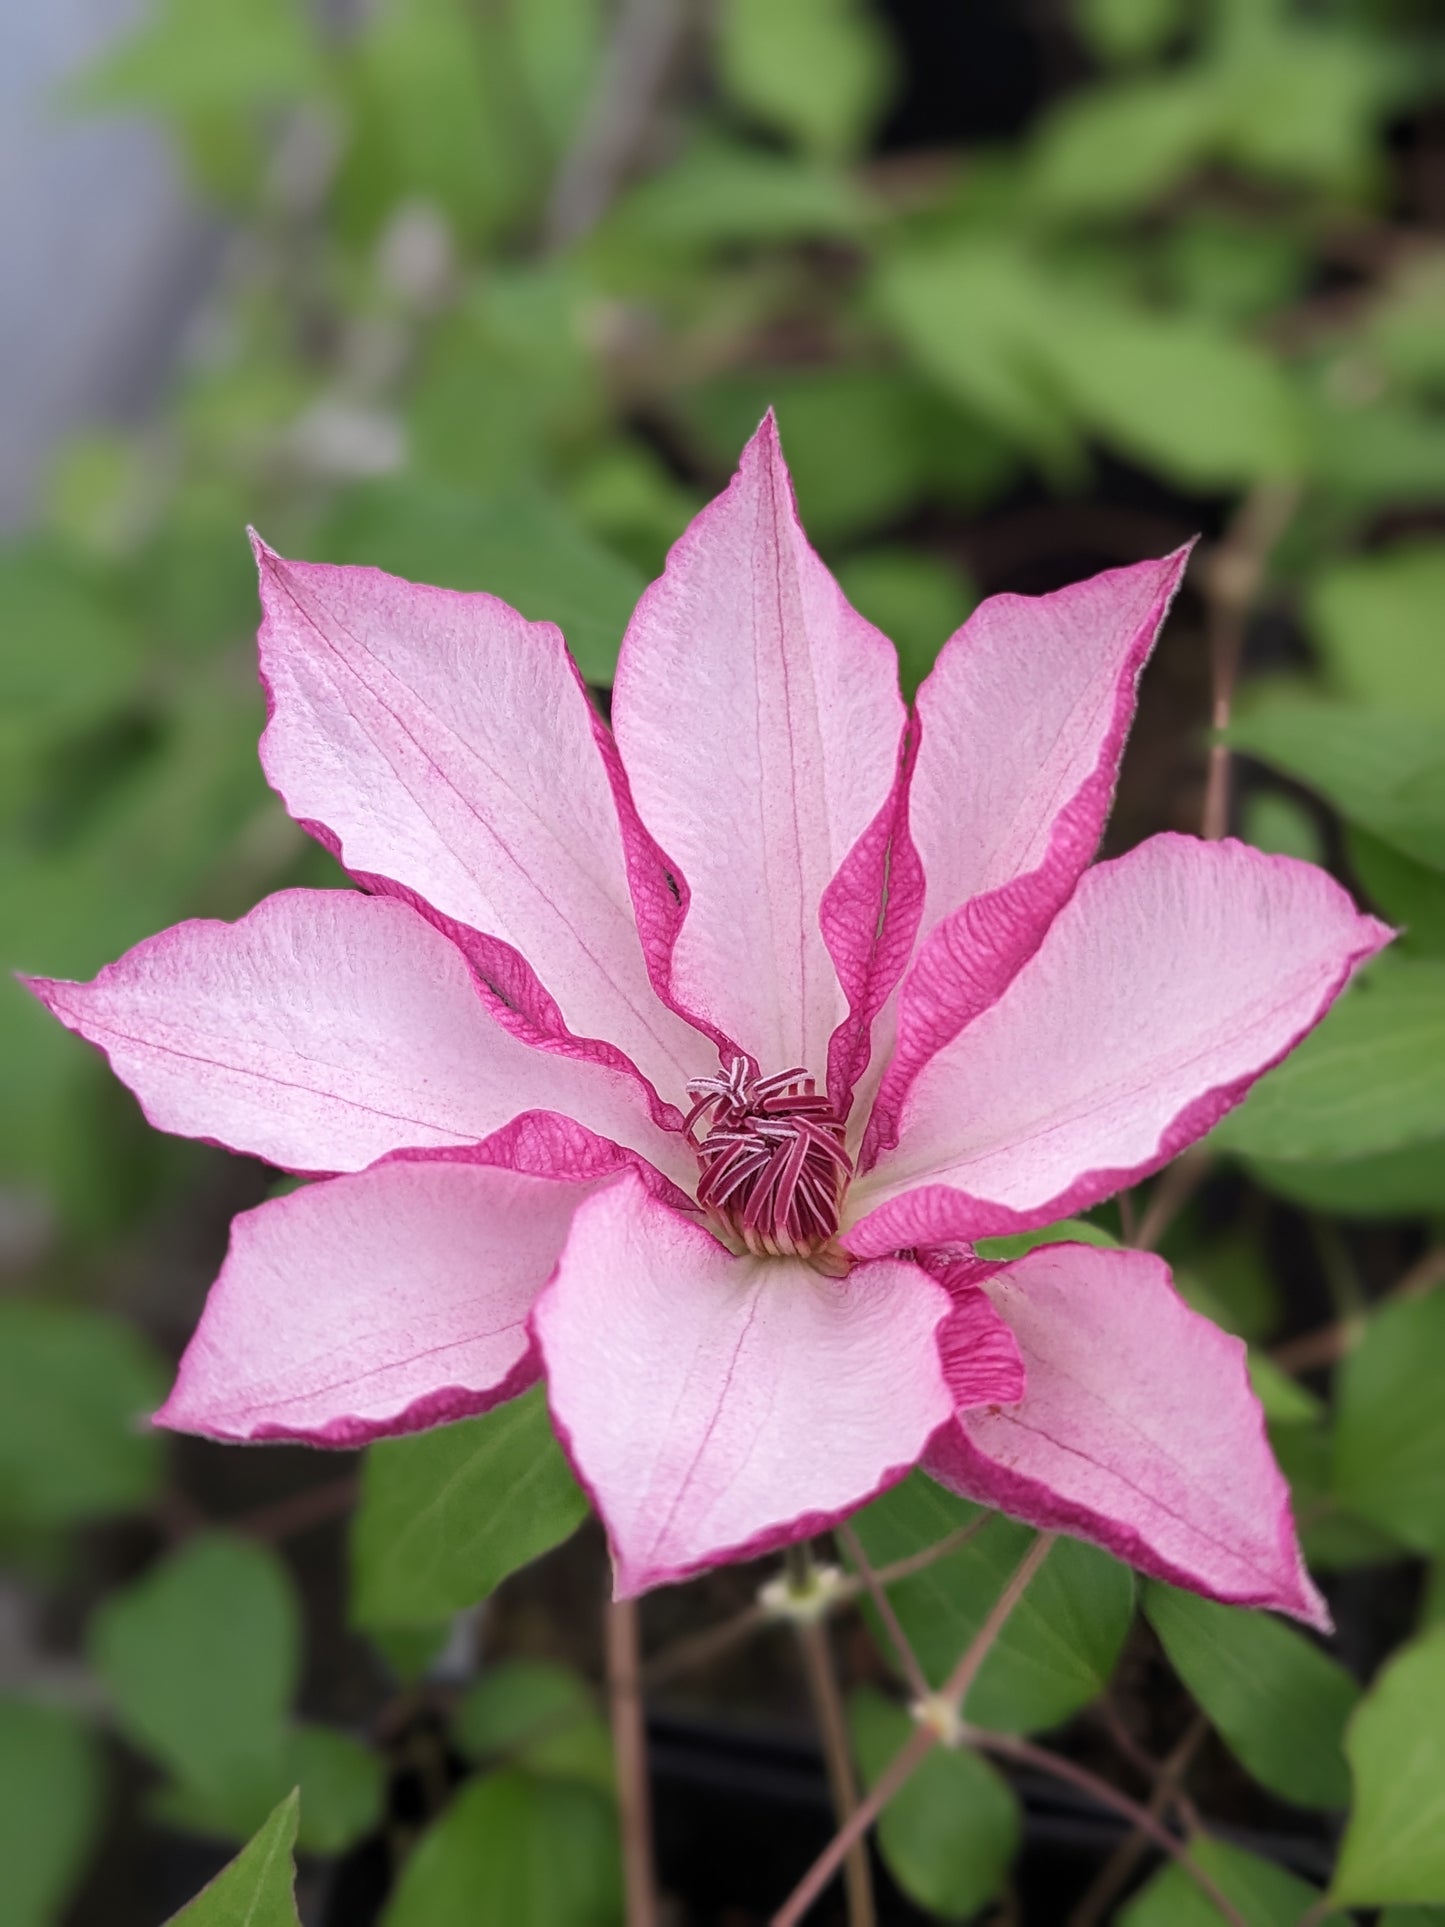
left=2, top=1, right=1442, bottom=1922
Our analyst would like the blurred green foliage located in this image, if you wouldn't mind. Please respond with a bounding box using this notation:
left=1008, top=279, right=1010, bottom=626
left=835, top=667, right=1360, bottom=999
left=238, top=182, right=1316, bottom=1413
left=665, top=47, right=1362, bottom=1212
left=4, top=0, right=1445, bottom=1919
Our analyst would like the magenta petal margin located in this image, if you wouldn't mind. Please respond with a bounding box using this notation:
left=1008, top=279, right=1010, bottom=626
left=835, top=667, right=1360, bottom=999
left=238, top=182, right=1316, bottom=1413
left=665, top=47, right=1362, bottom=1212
left=24, top=416, right=1388, bottom=1616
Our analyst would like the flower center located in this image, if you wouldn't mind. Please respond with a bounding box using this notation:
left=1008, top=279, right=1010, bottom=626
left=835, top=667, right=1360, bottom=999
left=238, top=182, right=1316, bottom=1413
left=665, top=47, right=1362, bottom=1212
left=684, top=1057, right=852, bottom=1260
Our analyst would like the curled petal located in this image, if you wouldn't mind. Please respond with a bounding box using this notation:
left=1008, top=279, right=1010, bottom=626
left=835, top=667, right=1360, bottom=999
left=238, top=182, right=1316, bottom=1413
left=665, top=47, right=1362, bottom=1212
left=926, top=1242, right=1327, bottom=1627
left=26, top=889, right=693, bottom=1188
left=158, top=1161, right=594, bottom=1447
left=532, top=1174, right=954, bottom=1597
left=846, top=835, right=1391, bottom=1255
left=611, top=414, right=906, bottom=1080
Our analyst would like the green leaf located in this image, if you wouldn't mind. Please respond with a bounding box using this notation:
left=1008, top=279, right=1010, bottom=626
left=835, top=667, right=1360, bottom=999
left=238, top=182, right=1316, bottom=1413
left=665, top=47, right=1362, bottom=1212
left=1242, top=1139, right=1445, bottom=1218
left=1349, top=829, right=1445, bottom=957
left=848, top=1687, right=1019, bottom=1916
left=75, top=0, right=320, bottom=113
left=0, top=1302, right=167, bottom=1530
left=975, top=1218, right=1120, bottom=1263
left=1229, top=696, right=1445, bottom=872
left=456, top=1661, right=614, bottom=1795
left=1334, top=1294, right=1445, bottom=1553
left=1029, top=294, right=1305, bottom=489
left=1333, top=1628, right=1445, bottom=1905
left=0, top=1698, right=102, bottom=1927
left=1076, top=0, right=1186, bottom=63
left=833, top=549, right=974, bottom=697
left=1121, top=1834, right=1341, bottom=1925
left=611, top=138, right=870, bottom=247
left=1309, top=543, right=1445, bottom=725
left=1242, top=789, right=1324, bottom=865
left=846, top=1473, right=1134, bottom=1733
left=318, top=479, right=644, bottom=684
left=0, top=542, right=139, bottom=748
left=166, top=1791, right=302, bottom=1927
left=1026, top=75, right=1219, bottom=219
left=1211, top=959, right=1445, bottom=1162
left=1381, top=1911, right=1445, bottom=1926
left=718, top=0, right=896, bottom=160
left=873, top=242, right=1077, bottom=468
left=380, top=1770, right=621, bottom=1927
left=287, top=1727, right=384, bottom=1855
left=1143, top=1582, right=1358, bottom=1807
left=351, top=1388, right=589, bottom=1628
left=90, top=1534, right=298, bottom=1826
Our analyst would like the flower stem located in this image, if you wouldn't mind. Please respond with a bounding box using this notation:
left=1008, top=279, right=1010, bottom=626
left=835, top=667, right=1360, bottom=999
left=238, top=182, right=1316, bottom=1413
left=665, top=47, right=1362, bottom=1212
left=974, top=1729, right=1245, bottom=1927
left=940, top=1533, right=1055, bottom=1713
left=836, top=1520, right=932, bottom=1705
left=772, top=1532, right=1053, bottom=1925
left=1200, top=481, right=1300, bottom=841
left=788, top=1543, right=876, bottom=1927
left=605, top=1596, right=657, bottom=1927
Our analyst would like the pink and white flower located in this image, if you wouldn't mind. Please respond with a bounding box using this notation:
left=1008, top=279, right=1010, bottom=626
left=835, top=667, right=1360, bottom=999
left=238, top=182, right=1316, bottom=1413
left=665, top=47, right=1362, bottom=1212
left=29, top=417, right=1387, bottom=1622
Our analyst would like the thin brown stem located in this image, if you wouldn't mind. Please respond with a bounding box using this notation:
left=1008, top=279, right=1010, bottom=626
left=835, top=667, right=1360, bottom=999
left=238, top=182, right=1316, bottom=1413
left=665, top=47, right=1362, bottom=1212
left=1135, top=1147, right=1212, bottom=1252
left=1273, top=1243, right=1445, bottom=1374
left=1067, top=1714, right=1209, bottom=1927
left=772, top=1724, right=937, bottom=1927
left=773, top=1532, right=1055, bottom=1925
left=606, top=1597, right=656, bottom=1927
left=837, top=1522, right=932, bottom=1704
left=869, top=1515, right=991, bottom=1588
left=976, top=1730, right=1245, bottom=1927
left=642, top=1600, right=769, bottom=1688
left=642, top=1517, right=989, bottom=1690
left=544, top=0, right=685, bottom=249
left=1200, top=482, right=1301, bottom=841
left=941, top=1535, right=1055, bottom=1714
left=796, top=1608, right=876, bottom=1927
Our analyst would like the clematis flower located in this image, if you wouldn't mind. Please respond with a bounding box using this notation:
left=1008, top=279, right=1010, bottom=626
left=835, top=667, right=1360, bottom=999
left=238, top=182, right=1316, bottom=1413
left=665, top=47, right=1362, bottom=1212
left=28, top=417, right=1387, bottom=1625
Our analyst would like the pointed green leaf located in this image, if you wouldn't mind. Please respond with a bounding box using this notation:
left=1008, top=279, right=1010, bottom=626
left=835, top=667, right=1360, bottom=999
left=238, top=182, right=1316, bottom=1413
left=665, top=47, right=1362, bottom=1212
left=352, top=1388, right=589, bottom=1628
left=90, top=1534, right=297, bottom=1826
left=1333, top=1629, right=1445, bottom=1905
left=1335, top=1295, right=1445, bottom=1553
left=166, top=1791, right=302, bottom=1927
left=1143, top=1582, right=1358, bottom=1807
left=1211, top=959, right=1445, bottom=1162
left=1121, top=1834, right=1342, bottom=1925
left=456, top=1661, right=614, bottom=1795
left=380, top=1770, right=621, bottom=1926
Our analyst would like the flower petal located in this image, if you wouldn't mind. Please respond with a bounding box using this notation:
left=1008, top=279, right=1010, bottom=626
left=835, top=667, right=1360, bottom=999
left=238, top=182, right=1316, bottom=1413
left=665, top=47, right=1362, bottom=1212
left=532, top=1174, right=954, bottom=1597
left=26, top=889, right=694, bottom=1187
left=938, top=1286, right=1027, bottom=1412
left=610, top=415, right=906, bottom=1078
left=158, top=1161, right=590, bottom=1446
left=253, top=538, right=713, bottom=1105
left=846, top=835, right=1391, bottom=1254
left=866, top=549, right=1191, bottom=1160
left=925, top=1242, right=1327, bottom=1626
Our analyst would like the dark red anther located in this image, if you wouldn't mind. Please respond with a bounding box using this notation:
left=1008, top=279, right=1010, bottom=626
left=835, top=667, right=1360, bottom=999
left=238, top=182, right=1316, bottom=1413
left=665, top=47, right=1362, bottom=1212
left=685, top=1058, right=852, bottom=1259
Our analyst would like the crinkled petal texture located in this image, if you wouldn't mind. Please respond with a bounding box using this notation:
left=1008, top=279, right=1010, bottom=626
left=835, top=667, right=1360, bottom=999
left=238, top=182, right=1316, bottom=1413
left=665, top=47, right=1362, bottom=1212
left=533, top=1174, right=957, bottom=1597
left=158, top=1161, right=593, bottom=1447
left=611, top=414, right=908, bottom=1078
left=926, top=1243, right=1327, bottom=1628
left=25, top=890, right=694, bottom=1189
left=253, top=537, right=713, bottom=1102
left=867, top=549, right=1189, bottom=1158
left=846, top=835, right=1392, bottom=1255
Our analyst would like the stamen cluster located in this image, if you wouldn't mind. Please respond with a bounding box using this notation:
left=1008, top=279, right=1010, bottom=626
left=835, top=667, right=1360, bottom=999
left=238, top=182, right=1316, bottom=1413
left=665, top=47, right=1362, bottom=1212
left=684, top=1057, right=852, bottom=1259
